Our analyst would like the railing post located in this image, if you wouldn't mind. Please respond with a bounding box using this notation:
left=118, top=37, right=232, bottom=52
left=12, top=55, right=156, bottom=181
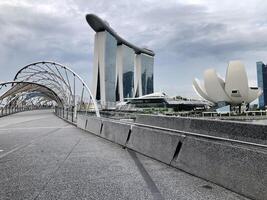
left=72, top=106, right=74, bottom=122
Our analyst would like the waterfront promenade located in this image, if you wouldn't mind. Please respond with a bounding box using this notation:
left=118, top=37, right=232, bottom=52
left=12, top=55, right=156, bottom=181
left=0, top=110, right=249, bottom=200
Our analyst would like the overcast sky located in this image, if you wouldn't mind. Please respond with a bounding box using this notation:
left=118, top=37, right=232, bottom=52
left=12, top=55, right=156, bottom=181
left=0, top=0, right=267, bottom=99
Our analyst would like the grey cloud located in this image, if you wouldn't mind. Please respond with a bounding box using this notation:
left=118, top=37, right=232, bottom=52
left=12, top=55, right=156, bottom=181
left=1, top=0, right=267, bottom=97
left=0, top=1, right=94, bottom=82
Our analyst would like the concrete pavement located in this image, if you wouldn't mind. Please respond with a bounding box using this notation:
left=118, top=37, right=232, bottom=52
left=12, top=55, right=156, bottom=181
left=0, top=110, right=250, bottom=200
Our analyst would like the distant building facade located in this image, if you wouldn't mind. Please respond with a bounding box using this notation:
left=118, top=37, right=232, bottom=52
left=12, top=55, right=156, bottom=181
left=134, top=54, right=154, bottom=97
left=257, top=61, right=267, bottom=109
left=86, top=14, right=155, bottom=108
left=116, top=44, right=135, bottom=101
left=92, top=31, right=117, bottom=106
left=117, top=92, right=209, bottom=111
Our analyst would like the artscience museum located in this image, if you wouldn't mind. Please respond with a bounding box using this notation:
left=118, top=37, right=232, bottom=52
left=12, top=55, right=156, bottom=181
left=193, top=60, right=262, bottom=107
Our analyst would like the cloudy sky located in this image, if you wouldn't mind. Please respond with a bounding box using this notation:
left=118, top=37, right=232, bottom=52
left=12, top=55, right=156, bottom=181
left=0, top=0, right=266, bottom=98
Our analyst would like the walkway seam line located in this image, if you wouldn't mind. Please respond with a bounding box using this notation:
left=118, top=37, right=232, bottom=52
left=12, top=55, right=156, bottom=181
left=128, top=149, right=164, bottom=200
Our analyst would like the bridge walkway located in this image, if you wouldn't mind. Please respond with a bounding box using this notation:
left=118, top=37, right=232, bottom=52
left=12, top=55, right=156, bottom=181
left=0, top=110, right=249, bottom=200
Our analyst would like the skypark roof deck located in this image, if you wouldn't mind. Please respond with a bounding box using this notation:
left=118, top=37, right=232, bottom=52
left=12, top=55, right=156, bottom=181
left=86, top=14, right=155, bottom=56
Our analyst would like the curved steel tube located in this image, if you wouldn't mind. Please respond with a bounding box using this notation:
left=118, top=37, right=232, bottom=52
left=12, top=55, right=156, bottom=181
left=13, top=61, right=100, bottom=117
left=0, top=81, right=63, bottom=106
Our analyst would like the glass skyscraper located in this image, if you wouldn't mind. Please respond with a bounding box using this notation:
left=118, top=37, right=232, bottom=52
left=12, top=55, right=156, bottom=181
left=257, top=61, right=267, bottom=109
left=134, top=53, right=154, bottom=97
left=141, top=54, right=154, bottom=95
left=104, top=32, right=117, bottom=104
left=87, top=14, right=155, bottom=108
left=92, top=31, right=117, bottom=107
left=116, top=45, right=135, bottom=102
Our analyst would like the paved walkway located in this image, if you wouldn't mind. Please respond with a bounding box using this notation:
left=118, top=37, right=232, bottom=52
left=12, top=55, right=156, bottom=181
left=0, top=110, right=250, bottom=200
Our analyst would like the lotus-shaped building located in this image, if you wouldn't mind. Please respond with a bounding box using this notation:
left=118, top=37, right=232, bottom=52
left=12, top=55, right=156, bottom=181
left=193, top=60, right=262, bottom=106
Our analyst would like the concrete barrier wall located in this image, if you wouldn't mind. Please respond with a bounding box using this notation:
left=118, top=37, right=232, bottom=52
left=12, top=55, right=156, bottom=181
left=76, top=113, right=266, bottom=200
left=171, top=137, right=267, bottom=200
left=77, top=114, right=87, bottom=129
left=126, top=126, right=185, bottom=164
left=136, top=114, right=188, bottom=130
left=135, top=114, right=267, bottom=145
left=101, top=120, right=131, bottom=146
left=77, top=114, right=102, bottom=135
left=85, top=116, right=102, bottom=135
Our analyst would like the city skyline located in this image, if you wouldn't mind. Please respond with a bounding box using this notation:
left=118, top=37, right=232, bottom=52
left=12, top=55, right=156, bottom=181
left=0, top=0, right=267, bottom=99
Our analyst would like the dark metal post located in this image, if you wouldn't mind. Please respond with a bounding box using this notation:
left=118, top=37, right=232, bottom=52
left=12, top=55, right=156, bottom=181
left=73, top=74, right=76, bottom=107
left=73, top=74, right=76, bottom=122
left=72, top=106, right=74, bottom=122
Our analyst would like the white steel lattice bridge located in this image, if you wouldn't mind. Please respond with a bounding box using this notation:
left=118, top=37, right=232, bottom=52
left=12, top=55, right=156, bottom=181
left=0, top=61, right=100, bottom=119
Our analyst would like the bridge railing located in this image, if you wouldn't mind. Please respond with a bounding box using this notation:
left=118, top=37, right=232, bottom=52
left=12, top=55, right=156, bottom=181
left=0, top=107, right=26, bottom=117
left=0, top=106, right=52, bottom=118
left=55, top=106, right=76, bottom=124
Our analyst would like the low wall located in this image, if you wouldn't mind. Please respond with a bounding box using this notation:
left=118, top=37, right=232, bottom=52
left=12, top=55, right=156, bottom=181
left=76, top=113, right=267, bottom=200
left=135, top=114, right=267, bottom=145
left=171, top=137, right=267, bottom=200
left=101, top=120, right=131, bottom=146
left=126, top=126, right=184, bottom=164
left=81, top=116, right=102, bottom=135
left=77, top=114, right=87, bottom=129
